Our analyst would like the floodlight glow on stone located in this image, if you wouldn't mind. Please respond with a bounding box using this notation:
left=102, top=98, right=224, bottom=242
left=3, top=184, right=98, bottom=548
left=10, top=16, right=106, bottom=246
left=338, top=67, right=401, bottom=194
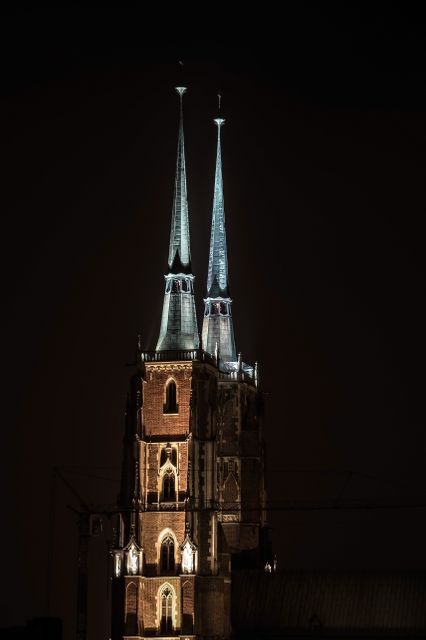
left=156, top=87, right=199, bottom=351
left=182, top=540, right=195, bottom=573
left=127, top=543, right=139, bottom=575
left=201, top=113, right=236, bottom=363
left=114, top=552, right=122, bottom=578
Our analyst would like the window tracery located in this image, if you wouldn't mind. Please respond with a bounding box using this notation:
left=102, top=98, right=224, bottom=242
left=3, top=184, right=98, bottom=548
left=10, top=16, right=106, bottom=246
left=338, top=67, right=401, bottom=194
left=160, top=535, right=175, bottom=573
left=158, top=584, right=175, bottom=634
left=162, top=470, right=176, bottom=501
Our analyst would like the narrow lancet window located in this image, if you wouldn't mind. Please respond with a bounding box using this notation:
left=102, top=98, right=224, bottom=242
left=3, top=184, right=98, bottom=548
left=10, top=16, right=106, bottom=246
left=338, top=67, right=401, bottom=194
left=160, top=587, right=173, bottom=633
left=162, top=471, right=176, bottom=501
left=164, top=380, right=178, bottom=414
left=160, top=536, right=175, bottom=573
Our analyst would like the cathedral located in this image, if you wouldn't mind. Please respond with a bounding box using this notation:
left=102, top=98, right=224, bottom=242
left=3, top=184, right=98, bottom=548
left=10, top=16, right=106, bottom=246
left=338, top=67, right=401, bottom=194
left=110, top=88, right=267, bottom=640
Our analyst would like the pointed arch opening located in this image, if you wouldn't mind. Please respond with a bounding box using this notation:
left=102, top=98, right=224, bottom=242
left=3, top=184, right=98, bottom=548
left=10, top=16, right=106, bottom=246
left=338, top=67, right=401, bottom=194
left=161, top=588, right=173, bottom=633
left=164, top=379, right=178, bottom=414
left=125, top=582, right=138, bottom=635
left=223, top=472, right=239, bottom=509
left=160, top=534, right=175, bottom=574
left=162, top=469, right=176, bottom=502
left=158, top=583, right=176, bottom=634
left=181, top=579, right=194, bottom=635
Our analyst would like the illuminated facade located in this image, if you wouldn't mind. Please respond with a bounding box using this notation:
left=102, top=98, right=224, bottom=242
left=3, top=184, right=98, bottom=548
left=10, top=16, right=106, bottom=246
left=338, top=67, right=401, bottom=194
left=111, top=89, right=267, bottom=640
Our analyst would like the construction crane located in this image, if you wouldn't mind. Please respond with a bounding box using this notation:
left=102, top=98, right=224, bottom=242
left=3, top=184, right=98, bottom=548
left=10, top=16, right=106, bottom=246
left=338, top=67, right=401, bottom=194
left=47, top=467, right=106, bottom=640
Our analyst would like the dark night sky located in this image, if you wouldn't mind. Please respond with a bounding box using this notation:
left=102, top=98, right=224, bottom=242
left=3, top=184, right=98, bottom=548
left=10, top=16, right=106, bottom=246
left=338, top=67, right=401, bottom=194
left=1, top=4, right=426, bottom=639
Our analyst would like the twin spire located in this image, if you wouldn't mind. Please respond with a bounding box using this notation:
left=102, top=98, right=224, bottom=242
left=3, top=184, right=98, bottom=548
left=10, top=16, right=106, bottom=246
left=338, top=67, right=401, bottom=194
left=156, top=88, right=236, bottom=363
left=156, top=87, right=198, bottom=352
left=201, top=118, right=236, bottom=362
left=167, top=87, right=191, bottom=273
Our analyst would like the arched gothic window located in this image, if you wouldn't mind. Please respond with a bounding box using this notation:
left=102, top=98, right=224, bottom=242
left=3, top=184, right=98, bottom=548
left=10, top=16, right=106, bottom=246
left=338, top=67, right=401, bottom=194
left=162, top=471, right=176, bottom=502
left=160, top=587, right=173, bottom=633
left=160, top=535, right=175, bottom=573
left=164, top=380, right=178, bottom=414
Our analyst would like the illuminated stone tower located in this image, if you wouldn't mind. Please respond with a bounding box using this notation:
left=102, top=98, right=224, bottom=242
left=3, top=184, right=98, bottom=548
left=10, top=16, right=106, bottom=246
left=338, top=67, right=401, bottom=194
left=111, top=91, right=266, bottom=640
left=202, top=114, right=267, bottom=572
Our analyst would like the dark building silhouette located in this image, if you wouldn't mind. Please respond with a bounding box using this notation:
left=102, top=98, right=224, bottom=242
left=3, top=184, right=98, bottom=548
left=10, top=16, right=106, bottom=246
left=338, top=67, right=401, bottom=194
left=0, top=618, right=62, bottom=640
left=232, top=570, right=426, bottom=638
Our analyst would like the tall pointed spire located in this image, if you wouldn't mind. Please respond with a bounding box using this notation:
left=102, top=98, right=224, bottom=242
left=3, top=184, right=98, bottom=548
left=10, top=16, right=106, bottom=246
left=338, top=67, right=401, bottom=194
left=168, top=87, right=191, bottom=272
left=156, top=88, right=199, bottom=352
left=202, top=114, right=237, bottom=364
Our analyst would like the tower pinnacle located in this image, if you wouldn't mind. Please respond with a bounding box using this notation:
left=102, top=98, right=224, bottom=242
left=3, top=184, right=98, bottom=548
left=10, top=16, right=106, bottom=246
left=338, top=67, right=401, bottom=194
left=156, top=88, right=199, bottom=351
left=202, top=115, right=237, bottom=364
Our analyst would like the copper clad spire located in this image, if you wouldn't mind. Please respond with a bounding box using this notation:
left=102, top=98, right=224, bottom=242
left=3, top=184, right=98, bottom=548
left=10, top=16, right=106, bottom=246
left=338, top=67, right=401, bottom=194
left=168, top=87, right=191, bottom=272
left=202, top=113, right=236, bottom=364
left=156, top=88, right=199, bottom=351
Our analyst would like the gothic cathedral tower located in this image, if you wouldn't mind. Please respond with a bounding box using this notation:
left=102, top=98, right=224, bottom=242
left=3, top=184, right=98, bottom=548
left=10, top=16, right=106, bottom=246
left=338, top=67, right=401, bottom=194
left=111, top=89, right=267, bottom=640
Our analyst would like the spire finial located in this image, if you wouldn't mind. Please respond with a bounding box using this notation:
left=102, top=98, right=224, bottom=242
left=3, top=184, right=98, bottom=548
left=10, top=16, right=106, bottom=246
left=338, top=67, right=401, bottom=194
left=215, top=92, right=224, bottom=128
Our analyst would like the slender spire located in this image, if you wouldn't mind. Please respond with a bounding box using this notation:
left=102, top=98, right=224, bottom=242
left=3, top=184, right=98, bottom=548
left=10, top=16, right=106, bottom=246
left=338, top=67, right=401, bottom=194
left=202, top=112, right=236, bottom=364
left=168, top=87, right=191, bottom=272
left=206, top=118, right=229, bottom=297
left=156, top=88, right=199, bottom=351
